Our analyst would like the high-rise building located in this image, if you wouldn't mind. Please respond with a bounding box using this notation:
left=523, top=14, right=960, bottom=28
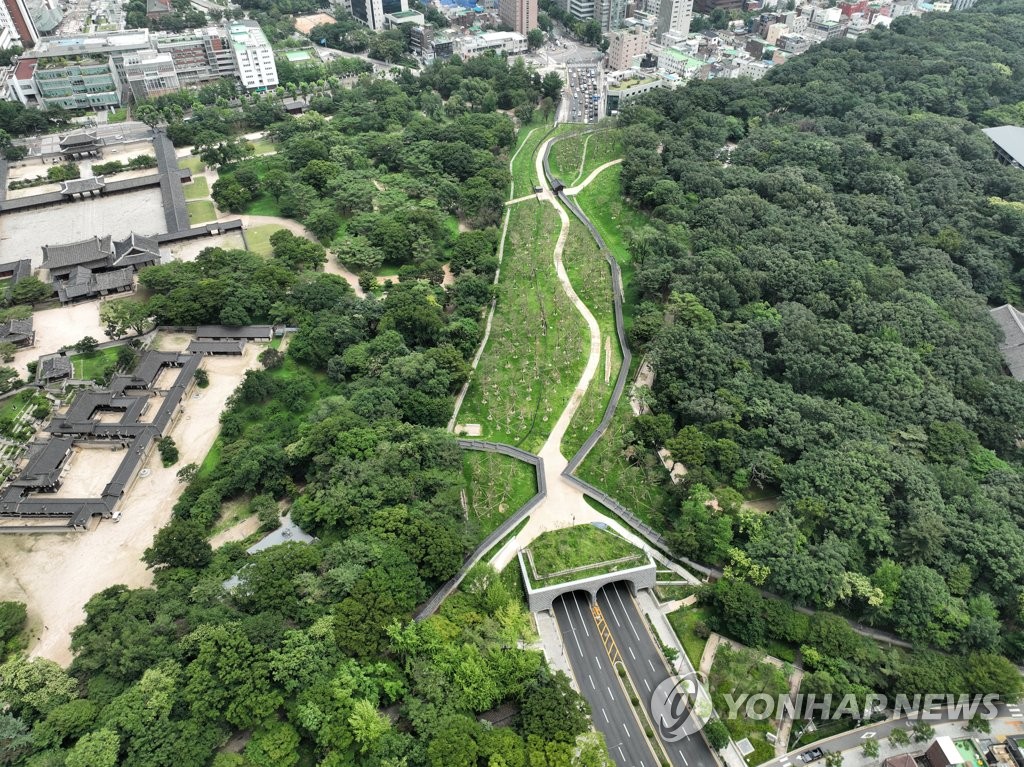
left=0, top=0, right=38, bottom=47
left=227, top=20, right=278, bottom=91
left=607, top=26, right=649, bottom=69
left=655, top=0, right=692, bottom=40
left=349, top=0, right=407, bottom=31
left=499, top=0, right=538, bottom=34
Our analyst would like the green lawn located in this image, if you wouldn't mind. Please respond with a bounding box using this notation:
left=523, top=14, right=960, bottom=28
left=178, top=155, right=205, bottom=174
left=462, top=450, right=538, bottom=546
left=573, top=164, right=648, bottom=325
left=69, top=347, right=120, bottom=381
left=187, top=200, right=216, bottom=225
left=549, top=132, right=587, bottom=184
left=709, top=645, right=792, bottom=766
left=198, top=437, right=222, bottom=480
left=525, top=523, right=645, bottom=587
left=183, top=176, right=209, bottom=200
left=509, top=119, right=571, bottom=198
left=0, top=389, right=35, bottom=424
left=107, top=108, right=128, bottom=123
left=656, top=583, right=698, bottom=602
left=576, top=130, right=624, bottom=181
left=245, top=223, right=285, bottom=256
left=244, top=193, right=283, bottom=217
left=457, top=200, right=587, bottom=452
left=559, top=217, right=622, bottom=459
left=251, top=138, right=276, bottom=156
left=667, top=605, right=712, bottom=667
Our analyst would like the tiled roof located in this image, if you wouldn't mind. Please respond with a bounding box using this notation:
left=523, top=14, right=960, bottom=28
left=59, top=131, right=99, bottom=148
left=41, top=235, right=112, bottom=270
left=60, top=176, right=106, bottom=195
left=55, top=266, right=133, bottom=302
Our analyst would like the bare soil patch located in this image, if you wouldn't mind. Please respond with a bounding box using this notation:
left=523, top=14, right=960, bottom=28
left=0, top=341, right=260, bottom=666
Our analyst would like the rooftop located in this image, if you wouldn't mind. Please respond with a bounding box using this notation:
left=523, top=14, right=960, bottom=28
left=983, top=125, right=1024, bottom=167
left=990, top=304, right=1024, bottom=380
left=41, top=235, right=112, bottom=270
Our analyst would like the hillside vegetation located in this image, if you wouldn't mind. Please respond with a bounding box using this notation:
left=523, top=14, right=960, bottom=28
left=618, top=0, right=1024, bottom=666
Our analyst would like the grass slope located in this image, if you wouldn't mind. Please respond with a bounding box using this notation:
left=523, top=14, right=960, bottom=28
left=462, top=450, right=538, bottom=545
left=526, top=524, right=644, bottom=586
left=458, top=200, right=587, bottom=452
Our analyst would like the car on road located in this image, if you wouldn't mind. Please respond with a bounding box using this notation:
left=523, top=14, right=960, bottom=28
left=799, top=749, right=825, bottom=763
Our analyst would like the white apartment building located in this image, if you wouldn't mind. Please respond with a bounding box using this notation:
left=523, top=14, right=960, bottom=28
left=228, top=20, right=278, bottom=91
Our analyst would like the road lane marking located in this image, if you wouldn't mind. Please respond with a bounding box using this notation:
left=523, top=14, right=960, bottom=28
left=644, top=679, right=651, bottom=692
left=648, top=658, right=656, bottom=672
left=595, top=655, right=602, bottom=670
left=602, top=708, right=609, bottom=723
left=570, top=592, right=591, bottom=637
left=618, top=747, right=625, bottom=760
left=679, top=749, right=689, bottom=765
left=625, top=724, right=631, bottom=737
left=614, top=585, right=641, bottom=641
left=629, top=647, right=636, bottom=660
left=607, top=686, right=615, bottom=700
left=589, top=674, right=595, bottom=690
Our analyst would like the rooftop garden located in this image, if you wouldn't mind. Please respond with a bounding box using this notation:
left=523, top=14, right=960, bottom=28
left=523, top=523, right=647, bottom=588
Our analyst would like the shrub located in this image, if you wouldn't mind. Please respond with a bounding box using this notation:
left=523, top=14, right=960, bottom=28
left=194, top=368, right=209, bottom=388
left=158, top=436, right=179, bottom=467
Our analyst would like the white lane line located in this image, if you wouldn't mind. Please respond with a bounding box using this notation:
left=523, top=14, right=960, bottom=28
left=629, top=646, right=636, bottom=660
left=589, top=674, right=595, bottom=690
left=618, top=747, right=626, bottom=760
left=601, top=589, right=623, bottom=628
left=625, top=724, right=631, bottom=738
left=644, top=678, right=651, bottom=692
left=648, top=658, right=656, bottom=672
left=602, top=708, right=609, bottom=723
left=595, top=655, right=602, bottom=671
left=570, top=592, right=591, bottom=638
left=679, top=749, right=689, bottom=765
left=614, top=585, right=642, bottom=641
left=607, top=685, right=615, bottom=701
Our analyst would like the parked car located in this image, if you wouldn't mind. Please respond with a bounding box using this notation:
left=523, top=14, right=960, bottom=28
left=799, top=749, right=825, bottom=764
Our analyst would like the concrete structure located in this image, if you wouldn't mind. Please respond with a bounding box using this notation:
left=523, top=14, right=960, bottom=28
left=0, top=0, right=38, bottom=47
left=655, top=0, right=693, bottom=41
left=519, top=547, right=657, bottom=612
left=926, top=737, right=965, bottom=767
left=990, top=303, right=1024, bottom=380
left=228, top=20, right=277, bottom=91
left=607, top=26, right=649, bottom=69
left=456, top=30, right=527, bottom=58
left=498, top=0, right=537, bottom=35
left=349, top=0, right=407, bottom=31
left=606, top=73, right=667, bottom=109
left=154, top=27, right=236, bottom=86
left=384, top=8, right=424, bottom=27
left=123, top=49, right=180, bottom=100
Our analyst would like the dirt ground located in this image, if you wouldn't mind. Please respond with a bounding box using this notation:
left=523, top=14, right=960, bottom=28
left=50, top=446, right=127, bottom=498
left=209, top=514, right=260, bottom=549
left=12, top=298, right=130, bottom=379
left=0, top=341, right=260, bottom=666
left=293, top=12, right=334, bottom=34
left=160, top=232, right=246, bottom=263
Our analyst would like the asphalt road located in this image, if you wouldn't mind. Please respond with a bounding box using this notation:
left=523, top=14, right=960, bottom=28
left=598, top=582, right=720, bottom=767
left=566, top=64, right=602, bottom=124
left=553, top=591, right=660, bottom=767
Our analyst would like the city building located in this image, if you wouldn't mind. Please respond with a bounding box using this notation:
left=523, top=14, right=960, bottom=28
left=227, top=20, right=278, bottom=91
left=607, top=26, right=650, bottom=69
left=498, top=0, right=537, bottom=35
left=349, top=0, right=408, bottom=31
left=123, top=49, right=180, bottom=100
left=693, top=0, right=742, bottom=14
left=654, top=0, right=692, bottom=41
left=456, top=30, right=527, bottom=58
left=154, top=27, right=236, bottom=86
left=0, top=0, right=38, bottom=47
left=385, top=8, right=425, bottom=27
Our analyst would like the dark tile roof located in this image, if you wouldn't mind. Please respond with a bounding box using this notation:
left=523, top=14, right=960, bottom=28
left=38, top=355, right=72, bottom=381
left=991, top=304, right=1024, bottom=380
left=187, top=339, right=245, bottom=354
left=196, top=325, right=273, bottom=340
left=0, top=318, right=34, bottom=345
left=60, top=176, right=106, bottom=195
left=10, top=438, right=73, bottom=488
left=41, top=236, right=112, bottom=270
left=55, top=267, right=133, bottom=303
left=59, top=131, right=98, bottom=148
left=0, top=260, right=32, bottom=285
left=113, top=232, right=160, bottom=264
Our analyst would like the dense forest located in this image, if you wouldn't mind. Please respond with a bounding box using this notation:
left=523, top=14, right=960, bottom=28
left=0, top=56, right=606, bottom=767
left=618, top=0, right=1024, bottom=664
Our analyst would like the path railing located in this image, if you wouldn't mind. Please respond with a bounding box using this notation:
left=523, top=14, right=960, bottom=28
left=414, top=440, right=546, bottom=619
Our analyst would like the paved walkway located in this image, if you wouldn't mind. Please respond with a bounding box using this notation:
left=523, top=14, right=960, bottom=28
left=563, top=158, right=623, bottom=195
